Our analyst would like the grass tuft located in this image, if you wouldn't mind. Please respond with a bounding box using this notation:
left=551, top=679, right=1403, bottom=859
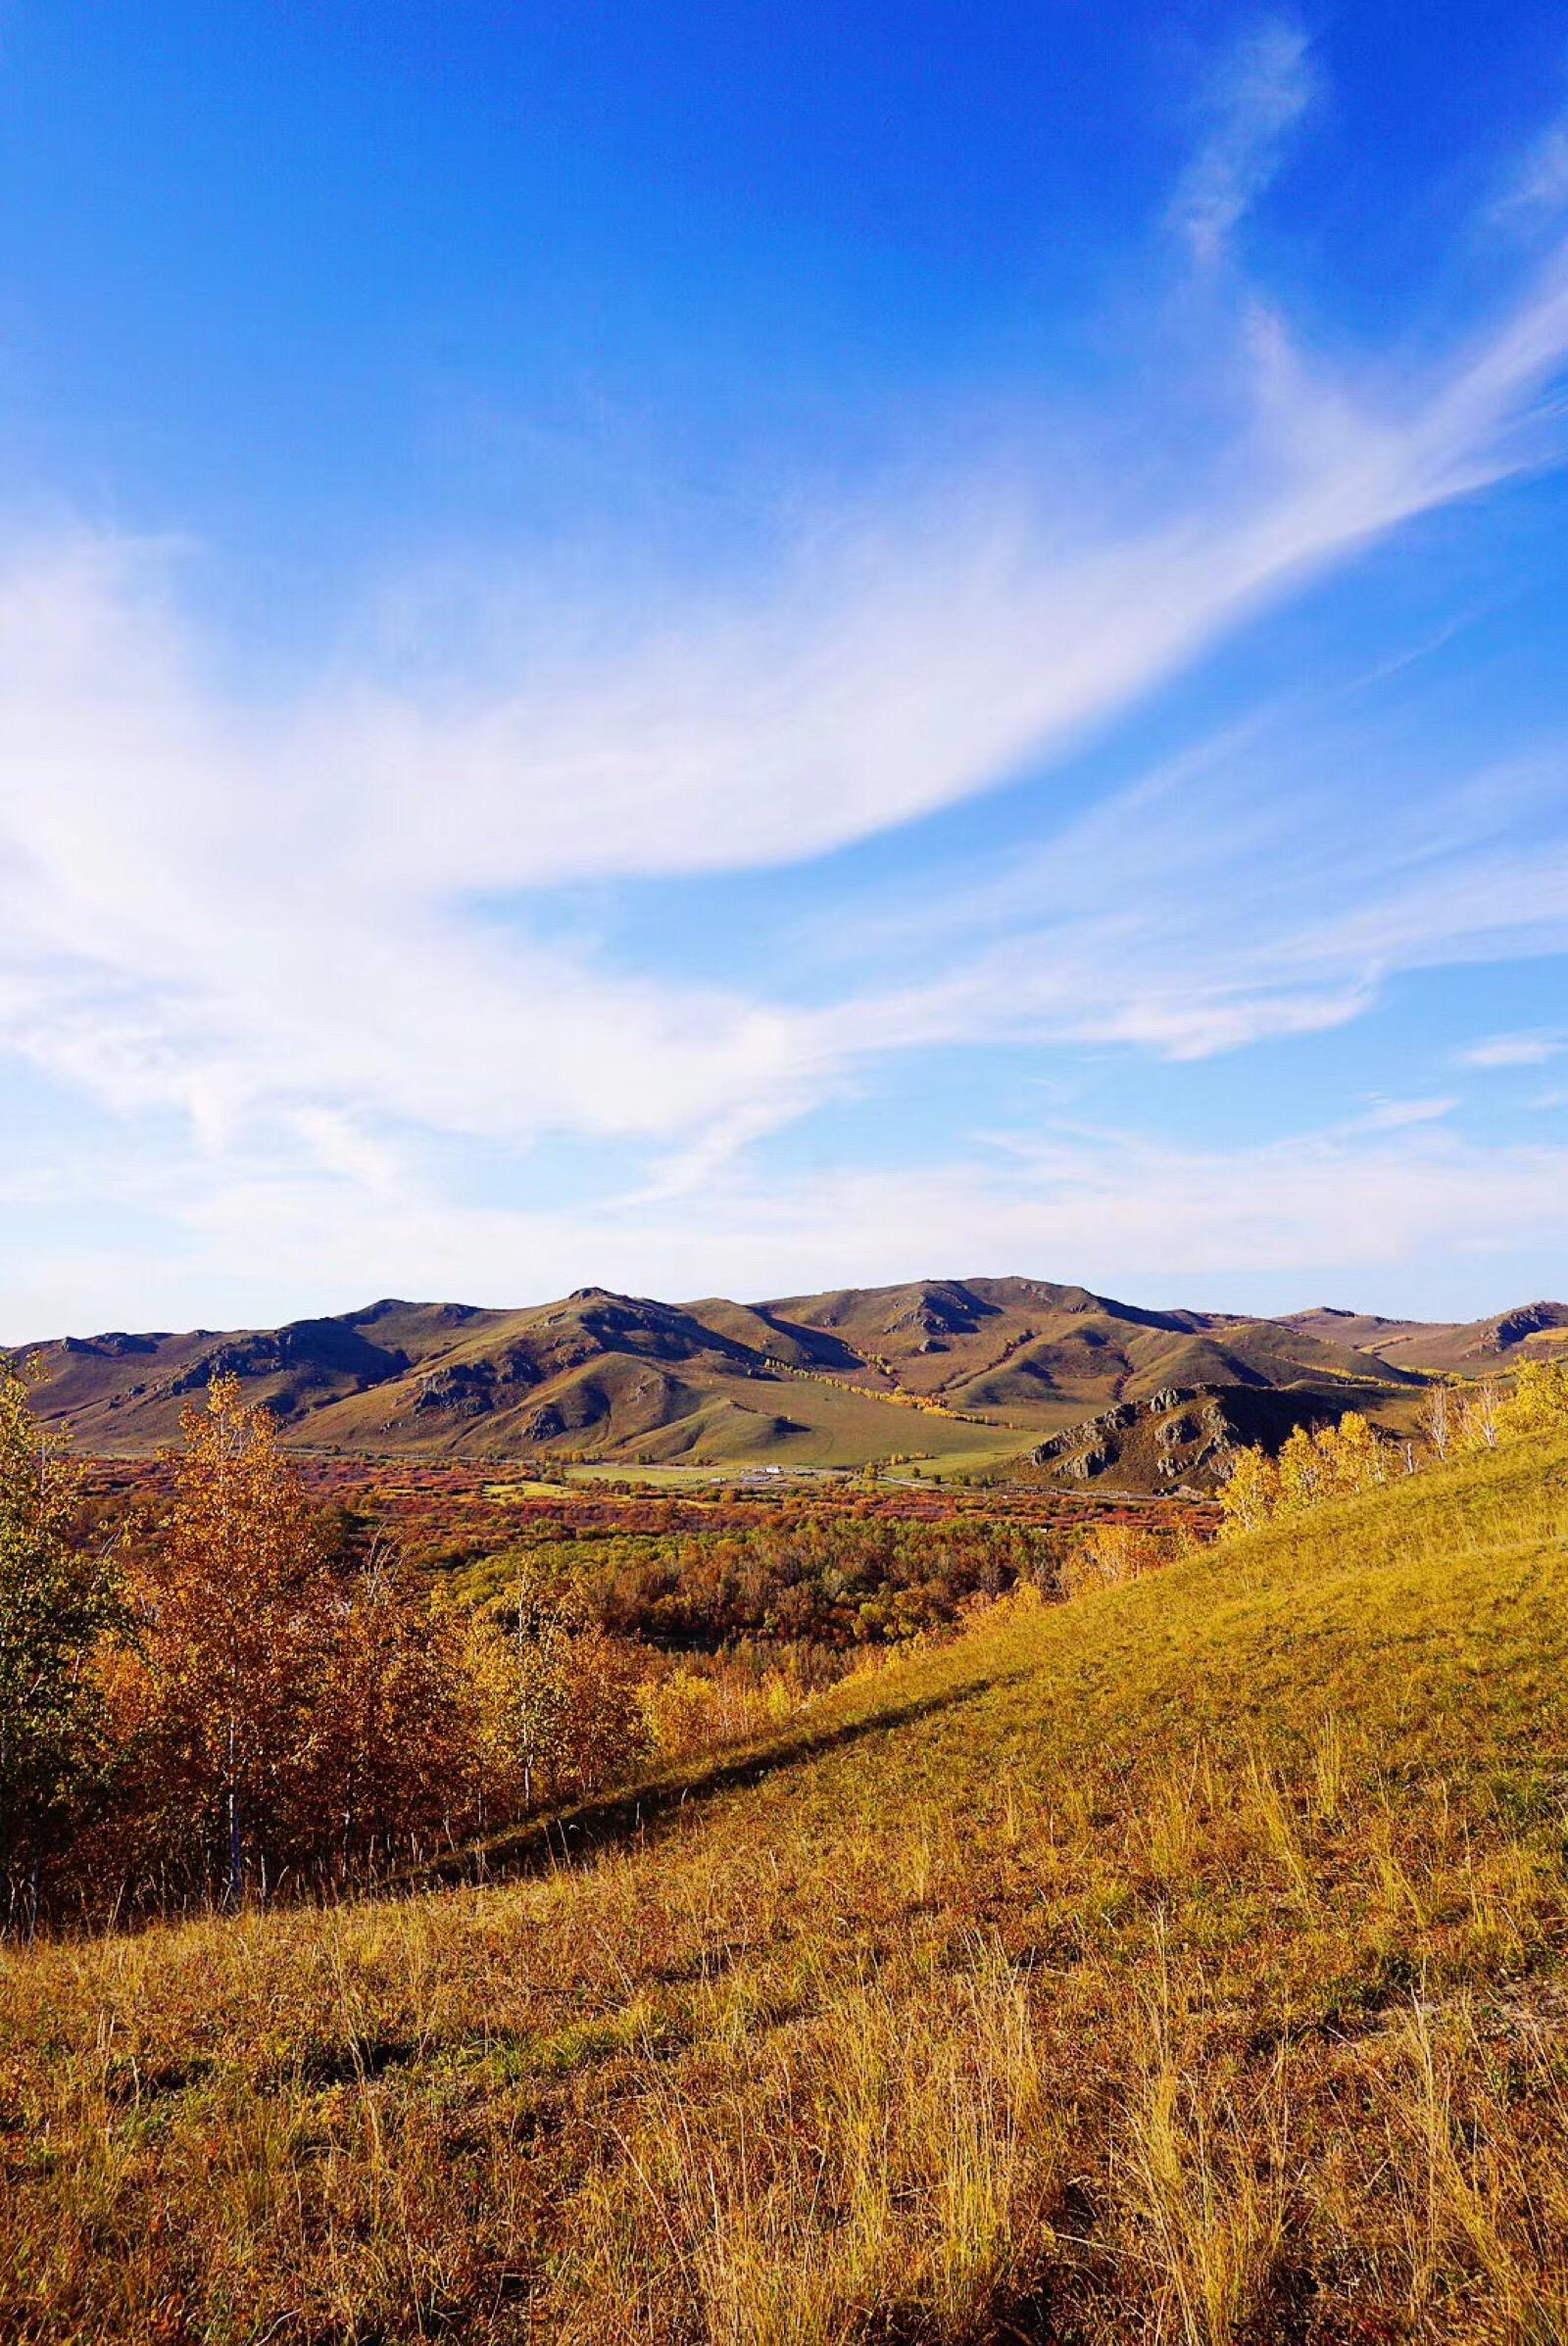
left=6, top=1432, right=1568, bottom=2337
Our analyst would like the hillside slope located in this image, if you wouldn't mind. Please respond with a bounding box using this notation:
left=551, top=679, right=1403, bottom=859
left=1030, top=1376, right=1423, bottom=1490
left=765, top=1274, right=1421, bottom=1414
left=7, top=1436, right=1568, bottom=2340
left=5, top=1289, right=1012, bottom=1468
left=1285, top=1297, right=1568, bottom=1374
left=7, top=1274, right=1435, bottom=1470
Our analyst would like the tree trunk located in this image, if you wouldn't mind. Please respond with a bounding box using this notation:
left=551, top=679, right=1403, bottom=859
left=225, top=1716, right=242, bottom=1910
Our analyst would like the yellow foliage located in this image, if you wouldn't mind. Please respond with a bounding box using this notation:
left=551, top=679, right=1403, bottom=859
left=1497, top=1356, right=1568, bottom=1438
left=1447, top=1361, right=1568, bottom=1457
left=641, top=1667, right=719, bottom=1758
left=1224, top=1361, right=1568, bottom=1540
left=641, top=1662, right=804, bottom=1759
left=1060, top=1517, right=1173, bottom=1596
left=1218, top=1444, right=1280, bottom=1534
left=1222, top=1410, right=1394, bottom=1532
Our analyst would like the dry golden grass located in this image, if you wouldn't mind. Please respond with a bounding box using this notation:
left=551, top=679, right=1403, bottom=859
left=5, top=1434, right=1568, bottom=2340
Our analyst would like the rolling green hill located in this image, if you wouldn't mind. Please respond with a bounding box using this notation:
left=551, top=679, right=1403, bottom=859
left=6, top=1430, right=1568, bottom=2339
left=5, top=1273, right=1520, bottom=1477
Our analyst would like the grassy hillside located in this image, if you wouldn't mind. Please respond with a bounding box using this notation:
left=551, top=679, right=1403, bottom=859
left=7, top=1275, right=1437, bottom=1473
left=8, top=1290, right=1020, bottom=1468
left=764, top=1277, right=1418, bottom=1420
left=6, top=1434, right=1568, bottom=2340
left=1286, top=1299, right=1568, bottom=1376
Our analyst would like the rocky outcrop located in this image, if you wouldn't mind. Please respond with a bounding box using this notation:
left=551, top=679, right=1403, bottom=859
left=1033, top=1382, right=1403, bottom=1492
left=1483, top=1302, right=1568, bottom=1353
left=162, top=1318, right=412, bottom=1404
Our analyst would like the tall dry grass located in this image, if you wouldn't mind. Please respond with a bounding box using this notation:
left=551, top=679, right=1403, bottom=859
left=4, top=1431, right=1568, bottom=2340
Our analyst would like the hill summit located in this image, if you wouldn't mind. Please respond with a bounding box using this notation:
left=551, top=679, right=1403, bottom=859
left=10, top=1276, right=1564, bottom=1477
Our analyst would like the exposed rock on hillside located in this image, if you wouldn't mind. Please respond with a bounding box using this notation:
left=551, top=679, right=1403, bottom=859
left=1033, top=1382, right=1404, bottom=1491
left=7, top=1273, right=1527, bottom=1476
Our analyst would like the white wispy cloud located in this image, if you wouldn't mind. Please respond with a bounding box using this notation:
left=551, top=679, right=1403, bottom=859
left=828, top=733, right=1568, bottom=1077
left=1353, top=1097, right=1460, bottom=1131
left=1458, top=1032, right=1567, bottom=1068
left=1496, top=105, right=1568, bottom=226
left=4, top=227, right=1568, bottom=1179
left=5, top=83, right=1568, bottom=1325
left=1167, top=20, right=1317, bottom=265
left=10, top=1111, right=1566, bottom=1338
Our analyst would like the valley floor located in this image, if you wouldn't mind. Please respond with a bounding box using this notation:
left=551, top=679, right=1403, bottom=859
left=6, top=1436, right=1568, bottom=2341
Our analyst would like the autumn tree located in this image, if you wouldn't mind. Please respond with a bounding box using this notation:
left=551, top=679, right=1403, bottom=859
left=1276, top=1412, right=1389, bottom=1513
left=483, top=1567, right=573, bottom=1809
left=1219, top=1442, right=1281, bottom=1533
left=1422, top=1380, right=1454, bottom=1462
left=1421, top=1366, right=1568, bottom=1460
left=640, top=1665, right=722, bottom=1758
left=1496, top=1356, right=1568, bottom=1440
left=117, top=1377, right=498, bottom=1904
left=1222, top=1411, right=1396, bottom=1534
left=1059, top=1517, right=1175, bottom=1596
left=556, top=1620, right=649, bottom=1793
left=0, top=1366, right=120, bottom=1927
left=1321, top=1410, right=1385, bottom=1499
left=470, top=1564, right=650, bottom=1816
left=120, top=1376, right=342, bottom=1905
left=1455, top=1381, right=1502, bottom=1453
left=311, top=1540, right=476, bottom=1879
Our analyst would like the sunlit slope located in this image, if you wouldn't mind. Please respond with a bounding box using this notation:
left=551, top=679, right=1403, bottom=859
left=10, top=1274, right=1438, bottom=1464
left=767, top=1275, right=1422, bottom=1419
left=11, top=1288, right=1028, bottom=1466
left=7, top=1435, right=1568, bottom=2341
left=1285, top=1297, right=1568, bottom=1374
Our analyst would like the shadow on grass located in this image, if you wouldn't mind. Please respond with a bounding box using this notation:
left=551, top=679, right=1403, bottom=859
left=420, top=1667, right=1027, bottom=1892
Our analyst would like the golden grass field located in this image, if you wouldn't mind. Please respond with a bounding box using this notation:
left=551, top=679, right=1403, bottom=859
left=5, top=1431, right=1568, bottom=2341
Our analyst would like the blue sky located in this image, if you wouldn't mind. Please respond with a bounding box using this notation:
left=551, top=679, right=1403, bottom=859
left=3, top=1, right=1568, bottom=1334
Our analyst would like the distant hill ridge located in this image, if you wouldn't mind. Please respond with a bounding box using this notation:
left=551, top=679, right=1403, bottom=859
left=11, top=1276, right=1563, bottom=1472
left=1280, top=1297, right=1568, bottom=1373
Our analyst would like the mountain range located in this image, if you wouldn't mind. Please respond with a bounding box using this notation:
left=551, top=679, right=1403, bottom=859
left=11, top=1278, right=1567, bottom=1482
